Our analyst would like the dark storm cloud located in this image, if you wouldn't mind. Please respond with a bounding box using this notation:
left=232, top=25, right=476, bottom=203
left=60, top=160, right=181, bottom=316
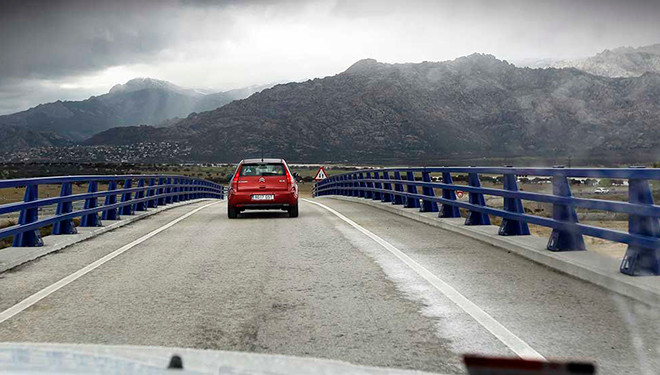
left=0, top=0, right=183, bottom=83
left=0, top=0, right=308, bottom=84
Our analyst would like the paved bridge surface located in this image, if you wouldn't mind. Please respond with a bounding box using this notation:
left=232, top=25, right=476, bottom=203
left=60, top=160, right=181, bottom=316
left=0, top=198, right=657, bottom=374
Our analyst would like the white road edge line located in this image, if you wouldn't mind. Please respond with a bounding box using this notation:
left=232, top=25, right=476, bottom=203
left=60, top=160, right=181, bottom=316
left=0, top=200, right=221, bottom=325
left=303, top=198, right=545, bottom=361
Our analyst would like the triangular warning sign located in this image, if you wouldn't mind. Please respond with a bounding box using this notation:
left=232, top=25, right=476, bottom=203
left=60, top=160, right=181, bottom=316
left=313, top=167, right=328, bottom=181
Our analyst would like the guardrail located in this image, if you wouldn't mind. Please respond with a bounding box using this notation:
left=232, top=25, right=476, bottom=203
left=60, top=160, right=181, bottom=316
left=313, top=167, right=660, bottom=276
left=0, top=175, right=225, bottom=247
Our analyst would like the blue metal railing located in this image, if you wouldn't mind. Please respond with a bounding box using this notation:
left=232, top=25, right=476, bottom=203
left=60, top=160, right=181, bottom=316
left=313, top=167, right=660, bottom=277
left=0, top=175, right=225, bottom=247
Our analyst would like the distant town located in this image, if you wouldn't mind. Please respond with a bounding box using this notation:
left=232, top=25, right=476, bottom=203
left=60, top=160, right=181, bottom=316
left=0, top=142, right=192, bottom=163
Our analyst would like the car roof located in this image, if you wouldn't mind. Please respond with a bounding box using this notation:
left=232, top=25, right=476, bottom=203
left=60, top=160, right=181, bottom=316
left=241, top=158, right=285, bottom=164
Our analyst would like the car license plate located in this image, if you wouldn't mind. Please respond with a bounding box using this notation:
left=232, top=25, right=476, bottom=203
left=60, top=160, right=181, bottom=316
left=251, top=194, right=274, bottom=201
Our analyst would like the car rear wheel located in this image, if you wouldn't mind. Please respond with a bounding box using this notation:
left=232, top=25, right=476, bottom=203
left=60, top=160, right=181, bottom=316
left=228, top=206, right=238, bottom=219
left=288, top=204, right=299, bottom=218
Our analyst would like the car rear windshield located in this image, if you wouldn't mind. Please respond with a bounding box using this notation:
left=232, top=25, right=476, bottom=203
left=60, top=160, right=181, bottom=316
left=240, top=163, right=286, bottom=176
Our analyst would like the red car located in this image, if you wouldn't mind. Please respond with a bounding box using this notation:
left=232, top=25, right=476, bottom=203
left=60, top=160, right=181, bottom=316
left=227, top=158, right=299, bottom=218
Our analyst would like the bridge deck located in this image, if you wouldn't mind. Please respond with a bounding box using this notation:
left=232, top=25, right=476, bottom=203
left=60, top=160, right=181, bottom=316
left=0, top=199, right=657, bottom=374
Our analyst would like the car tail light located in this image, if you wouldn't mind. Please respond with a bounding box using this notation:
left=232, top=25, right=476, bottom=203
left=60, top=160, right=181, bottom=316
left=232, top=167, right=241, bottom=190
left=285, top=167, right=293, bottom=185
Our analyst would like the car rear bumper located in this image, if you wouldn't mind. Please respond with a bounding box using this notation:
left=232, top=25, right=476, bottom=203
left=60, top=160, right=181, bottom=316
left=229, top=191, right=298, bottom=210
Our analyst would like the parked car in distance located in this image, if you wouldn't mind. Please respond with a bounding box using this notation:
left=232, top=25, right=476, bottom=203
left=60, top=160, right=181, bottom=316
left=227, top=158, right=299, bottom=218
left=594, top=187, right=609, bottom=194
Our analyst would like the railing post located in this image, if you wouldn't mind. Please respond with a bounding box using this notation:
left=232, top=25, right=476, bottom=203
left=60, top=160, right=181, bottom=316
left=465, top=172, right=490, bottom=226
left=499, top=172, right=530, bottom=236
left=364, top=172, right=374, bottom=199
left=12, top=184, right=43, bottom=247
left=381, top=171, right=393, bottom=203
left=392, top=171, right=405, bottom=205
left=134, top=179, right=147, bottom=211
left=119, top=179, right=135, bottom=215
left=372, top=172, right=382, bottom=200
left=80, top=181, right=102, bottom=227
left=347, top=174, right=353, bottom=196
left=404, top=171, right=420, bottom=208
left=52, top=182, right=77, bottom=235
left=547, top=169, right=585, bottom=251
left=156, top=177, right=166, bottom=205
left=102, top=180, right=120, bottom=220
left=165, top=178, right=174, bottom=204
left=191, top=179, right=196, bottom=200
left=347, top=174, right=353, bottom=197
left=620, top=175, right=660, bottom=275
left=172, top=178, right=180, bottom=203
left=357, top=172, right=366, bottom=198
left=439, top=172, right=460, bottom=218
left=419, top=170, right=438, bottom=212
left=179, top=178, right=187, bottom=201
left=147, top=178, right=158, bottom=208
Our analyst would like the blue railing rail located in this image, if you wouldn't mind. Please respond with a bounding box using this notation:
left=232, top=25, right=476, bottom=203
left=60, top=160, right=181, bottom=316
left=313, top=166, right=660, bottom=276
left=0, top=175, right=225, bottom=247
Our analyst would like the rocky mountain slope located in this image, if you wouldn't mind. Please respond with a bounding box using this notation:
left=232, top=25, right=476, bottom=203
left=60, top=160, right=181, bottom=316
left=0, top=125, right=72, bottom=152
left=86, top=54, right=660, bottom=163
left=522, top=44, right=660, bottom=77
left=0, top=78, right=269, bottom=145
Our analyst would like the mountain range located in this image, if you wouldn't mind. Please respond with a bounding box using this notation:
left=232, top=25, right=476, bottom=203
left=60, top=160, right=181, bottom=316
left=4, top=44, right=660, bottom=164
left=0, top=78, right=270, bottom=149
left=86, top=54, right=660, bottom=163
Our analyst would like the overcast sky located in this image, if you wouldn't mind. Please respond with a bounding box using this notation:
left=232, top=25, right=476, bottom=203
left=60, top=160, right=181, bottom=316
left=1, top=0, right=659, bottom=115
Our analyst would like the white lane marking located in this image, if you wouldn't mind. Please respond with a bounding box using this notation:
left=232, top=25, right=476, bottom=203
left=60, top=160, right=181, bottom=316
left=303, top=198, right=545, bottom=360
left=0, top=201, right=221, bottom=325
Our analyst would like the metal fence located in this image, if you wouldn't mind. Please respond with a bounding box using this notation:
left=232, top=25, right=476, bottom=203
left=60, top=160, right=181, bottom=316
left=313, top=167, right=660, bottom=277
left=0, top=175, right=225, bottom=247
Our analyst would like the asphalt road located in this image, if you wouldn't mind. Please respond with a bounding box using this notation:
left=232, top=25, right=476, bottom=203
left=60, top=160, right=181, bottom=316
left=0, top=198, right=657, bottom=374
